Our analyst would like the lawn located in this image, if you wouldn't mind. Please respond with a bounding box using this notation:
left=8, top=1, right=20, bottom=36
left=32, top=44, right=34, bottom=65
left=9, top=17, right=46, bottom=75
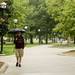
left=3, top=44, right=15, bottom=55
left=1, top=43, right=39, bottom=55
left=50, top=43, right=75, bottom=48
left=63, top=50, right=75, bottom=56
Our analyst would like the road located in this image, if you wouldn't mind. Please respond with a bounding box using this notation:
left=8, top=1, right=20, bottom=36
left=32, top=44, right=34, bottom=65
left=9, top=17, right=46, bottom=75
left=1, top=45, right=75, bottom=75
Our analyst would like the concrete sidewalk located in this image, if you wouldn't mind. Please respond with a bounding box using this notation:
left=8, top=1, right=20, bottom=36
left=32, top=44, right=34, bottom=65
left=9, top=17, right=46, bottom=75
left=0, top=45, right=75, bottom=75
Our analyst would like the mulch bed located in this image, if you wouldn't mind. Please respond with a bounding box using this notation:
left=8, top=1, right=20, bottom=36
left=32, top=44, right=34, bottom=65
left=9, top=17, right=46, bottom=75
left=0, top=62, right=4, bottom=68
left=63, top=50, right=75, bottom=56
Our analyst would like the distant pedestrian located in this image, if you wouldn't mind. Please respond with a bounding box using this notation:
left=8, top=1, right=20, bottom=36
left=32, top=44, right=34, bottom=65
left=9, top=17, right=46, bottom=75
left=14, top=32, right=25, bottom=67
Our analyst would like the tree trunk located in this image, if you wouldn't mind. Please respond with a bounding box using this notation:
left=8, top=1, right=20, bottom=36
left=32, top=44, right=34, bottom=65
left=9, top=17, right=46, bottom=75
left=0, top=35, right=3, bottom=54
left=45, top=34, right=48, bottom=44
left=74, top=36, right=75, bottom=44
left=67, top=36, right=70, bottom=44
left=30, top=34, right=33, bottom=44
left=39, top=35, right=41, bottom=44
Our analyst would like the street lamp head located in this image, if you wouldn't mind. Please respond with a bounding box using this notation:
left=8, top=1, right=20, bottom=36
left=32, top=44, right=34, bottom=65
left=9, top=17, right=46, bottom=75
left=25, top=26, right=28, bottom=29
left=0, top=2, right=7, bottom=9
left=38, top=29, right=40, bottom=32
left=14, top=19, right=18, bottom=23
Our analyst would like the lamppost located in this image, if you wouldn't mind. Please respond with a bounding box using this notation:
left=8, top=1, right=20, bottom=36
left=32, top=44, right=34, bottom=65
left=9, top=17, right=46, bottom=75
left=53, top=32, right=56, bottom=43
left=38, top=29, right=41, bottom=44
left=13, top=19, right=18, bottom=28
left=0, top=2, right=7, bottom=54
left=24, top=26, right=28, bottom=42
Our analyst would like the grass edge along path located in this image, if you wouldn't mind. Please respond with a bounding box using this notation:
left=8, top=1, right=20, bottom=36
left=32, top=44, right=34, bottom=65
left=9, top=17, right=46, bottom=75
left=2, top=43, right=39, bottom=56
left=51, top=43, right=75, bottom=48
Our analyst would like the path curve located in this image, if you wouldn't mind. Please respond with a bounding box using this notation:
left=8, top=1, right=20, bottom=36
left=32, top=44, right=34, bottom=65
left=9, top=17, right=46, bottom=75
left=1, top=45, right=75, bottom=75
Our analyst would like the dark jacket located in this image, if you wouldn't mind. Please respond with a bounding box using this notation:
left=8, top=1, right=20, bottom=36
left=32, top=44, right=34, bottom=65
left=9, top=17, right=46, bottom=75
left=14, top=36, right=24, bottom=49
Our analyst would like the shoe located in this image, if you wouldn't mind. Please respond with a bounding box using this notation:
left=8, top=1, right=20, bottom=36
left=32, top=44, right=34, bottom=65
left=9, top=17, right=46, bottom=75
left=19, top=64, right=21, bottom=67
left=16, top=62, right=18, bottom=67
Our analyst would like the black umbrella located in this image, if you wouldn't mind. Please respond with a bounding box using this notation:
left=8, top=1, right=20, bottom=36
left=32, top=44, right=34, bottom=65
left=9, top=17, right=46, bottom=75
left=8, top=28, right=25, bottom=34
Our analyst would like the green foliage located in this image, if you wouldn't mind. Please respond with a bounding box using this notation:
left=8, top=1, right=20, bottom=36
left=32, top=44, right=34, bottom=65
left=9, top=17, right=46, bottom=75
left=25, top=0, right=56, bottom=37
left=2, top=0, right=75, bottom=43
left=46, top=0, right=75, bottom=39
left=0, top=24, right=8, bottom=36
left=0, top=0, right=12, bottom=35
left=8, top=0, right=32, bottom=29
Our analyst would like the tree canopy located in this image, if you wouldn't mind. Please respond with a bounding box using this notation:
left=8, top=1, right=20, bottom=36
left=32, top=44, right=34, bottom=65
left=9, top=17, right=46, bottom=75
left=1, top=0, right=75, bottom=43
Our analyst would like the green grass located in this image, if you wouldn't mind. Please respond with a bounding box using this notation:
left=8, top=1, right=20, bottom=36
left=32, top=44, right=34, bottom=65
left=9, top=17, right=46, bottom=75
left=50, top=43, right=75, bottom=48
left=2, top=42, right=75, bottom=55
left=1, top=43, right=39, bottom=56
left=3, top=44, right=15, bottom=55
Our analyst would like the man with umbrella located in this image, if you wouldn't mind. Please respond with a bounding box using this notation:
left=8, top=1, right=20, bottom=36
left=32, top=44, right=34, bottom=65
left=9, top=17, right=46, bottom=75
left=9, top=28, right=25, bottom=67
left=13, top=31, right=25, bottom=67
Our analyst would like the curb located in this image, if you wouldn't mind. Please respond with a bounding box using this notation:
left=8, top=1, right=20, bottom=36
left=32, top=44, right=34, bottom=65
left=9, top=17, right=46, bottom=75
left=0, top=62, right=8, bottom=73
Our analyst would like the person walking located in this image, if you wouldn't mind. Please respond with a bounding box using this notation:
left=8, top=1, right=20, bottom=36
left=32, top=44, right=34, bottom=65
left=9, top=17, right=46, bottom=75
left=14, top=32, right=25, bottom=67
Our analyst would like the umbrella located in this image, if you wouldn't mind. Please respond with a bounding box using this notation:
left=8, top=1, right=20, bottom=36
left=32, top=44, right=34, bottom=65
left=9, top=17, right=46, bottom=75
left=8, top=28, right=25, bottom=34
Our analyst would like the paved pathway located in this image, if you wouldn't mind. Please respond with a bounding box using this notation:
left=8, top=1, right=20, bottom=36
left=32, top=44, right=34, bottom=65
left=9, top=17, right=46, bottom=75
left=1, top=45, right=75, bottom=75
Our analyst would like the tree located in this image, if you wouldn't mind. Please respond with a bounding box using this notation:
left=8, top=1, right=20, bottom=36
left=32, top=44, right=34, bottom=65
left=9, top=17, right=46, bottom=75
left=46, top=0, right=75, bottom=44
left=25, top=0, right=56, bottom=44
left=0, top=0, right=12, bottom=53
